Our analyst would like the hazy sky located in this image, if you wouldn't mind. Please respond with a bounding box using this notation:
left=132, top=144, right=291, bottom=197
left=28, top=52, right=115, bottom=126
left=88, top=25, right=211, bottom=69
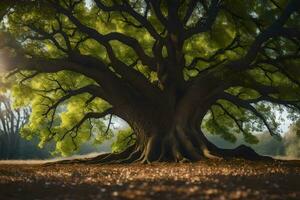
left=85, top=0, right=93, bottom=9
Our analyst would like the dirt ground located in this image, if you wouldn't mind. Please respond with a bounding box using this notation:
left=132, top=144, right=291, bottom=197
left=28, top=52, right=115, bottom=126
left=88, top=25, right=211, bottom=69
left=0, top=159, right=299, bottom=200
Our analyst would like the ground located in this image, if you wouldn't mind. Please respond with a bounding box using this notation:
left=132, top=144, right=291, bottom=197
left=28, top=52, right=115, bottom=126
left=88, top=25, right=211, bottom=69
left=0, top=160, right=299, bottom=200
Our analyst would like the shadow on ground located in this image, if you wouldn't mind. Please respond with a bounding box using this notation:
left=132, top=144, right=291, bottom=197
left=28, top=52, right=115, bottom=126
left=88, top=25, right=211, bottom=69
left=0, top=159, right=299, bottom=200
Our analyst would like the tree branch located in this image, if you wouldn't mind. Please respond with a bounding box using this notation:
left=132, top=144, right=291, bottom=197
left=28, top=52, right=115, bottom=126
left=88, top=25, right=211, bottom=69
left=47, top=1, right=162, bottom=100
left=148, top=0, right=168, bottom=27
left=220, top=92, right=279, bottom=136
left=43, top=84, right=106, bottom=117
left=214, top=102, right=247, bottom=135
left=229, top=0, right=300, bottom=71
left=49, top=0, right=156, bottom=68
left=184, top=0, right=221, bottom=39
left=94, top=0, right=161, bottom=40
left=60, top=108, right=114, bottom=141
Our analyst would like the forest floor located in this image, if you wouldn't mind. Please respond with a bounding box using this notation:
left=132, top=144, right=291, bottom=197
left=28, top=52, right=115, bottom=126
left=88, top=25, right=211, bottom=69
left=0, top=159, right=299, bottom=200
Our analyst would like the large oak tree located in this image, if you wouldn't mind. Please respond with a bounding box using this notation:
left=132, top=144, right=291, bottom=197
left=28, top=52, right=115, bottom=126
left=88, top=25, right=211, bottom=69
left=0, top=0, right=299, bottom=163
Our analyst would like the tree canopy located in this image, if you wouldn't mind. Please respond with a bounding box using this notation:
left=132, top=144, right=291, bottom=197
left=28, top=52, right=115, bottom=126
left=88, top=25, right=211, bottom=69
left=0, top=0, right=299, bottom=162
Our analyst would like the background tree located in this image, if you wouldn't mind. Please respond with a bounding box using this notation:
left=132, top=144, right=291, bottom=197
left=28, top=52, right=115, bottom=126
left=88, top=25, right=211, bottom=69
left=0, top=0, right=299, bottom=163
left=0, top=92, right=110, bottom=159
left=284, top=120, right=300, bottom=158
left=0, top=94, right=30, bottom=158
left=111, top=128, right=136, bottom=153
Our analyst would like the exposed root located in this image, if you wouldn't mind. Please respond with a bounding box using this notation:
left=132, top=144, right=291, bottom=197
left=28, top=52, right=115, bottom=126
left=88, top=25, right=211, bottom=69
left=45, top=145, right=138, bottom=165
left=205, top=144, right=273, bottom=161
left=113, top=148, right=142, bottom=164
left=226, top=145, right=273, bottom=161
left=202, top=149, right=222, bottom=160
left=46, top=145, right=272, bottom=165
left=46, top=135, right=273, bottom=165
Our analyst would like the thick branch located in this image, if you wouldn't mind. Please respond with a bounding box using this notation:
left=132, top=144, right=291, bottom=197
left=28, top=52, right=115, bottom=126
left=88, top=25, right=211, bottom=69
left=148, top=0, right=168, bottom=27
left=60, top=108, right=114, bottom=149
left=43, top=84, right=106, bottom=117
left=184, top=0, right=221, bottom=39
left=48, top=1, right=161, bottom=100
left=49, top=1, right=156, bottom=68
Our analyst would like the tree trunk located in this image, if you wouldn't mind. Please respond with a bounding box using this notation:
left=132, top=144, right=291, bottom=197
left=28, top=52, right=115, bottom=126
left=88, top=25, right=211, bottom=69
left=117, top=112, right=271, bottom=163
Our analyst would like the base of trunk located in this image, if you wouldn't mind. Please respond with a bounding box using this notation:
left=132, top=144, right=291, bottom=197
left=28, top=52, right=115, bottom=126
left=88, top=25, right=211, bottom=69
left=48, top=125, right=273, bottom=165
left=48, top=143, right=272, bottom=165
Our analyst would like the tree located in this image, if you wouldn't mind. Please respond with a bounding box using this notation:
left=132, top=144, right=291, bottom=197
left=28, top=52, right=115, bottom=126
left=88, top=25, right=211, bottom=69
left=0, top=94, right=30, bottom=159
left=284, top=120, right=300, bottom=158
left=0, top=0, right=299, bottom=163
left=111, top=128, right=136, bottom=153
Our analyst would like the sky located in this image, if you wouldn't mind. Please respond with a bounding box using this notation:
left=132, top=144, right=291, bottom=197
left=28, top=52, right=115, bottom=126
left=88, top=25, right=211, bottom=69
left=275, top=110, right=293, bottom=134
left=85, top=0, right=94, bottom=9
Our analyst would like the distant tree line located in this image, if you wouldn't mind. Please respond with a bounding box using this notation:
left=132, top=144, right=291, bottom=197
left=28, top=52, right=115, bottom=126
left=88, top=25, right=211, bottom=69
left=0, top=94, right=51, bottom=159
left=282, top=121, right=300, bottom=158
left=0, top=94, right=111, bottom=159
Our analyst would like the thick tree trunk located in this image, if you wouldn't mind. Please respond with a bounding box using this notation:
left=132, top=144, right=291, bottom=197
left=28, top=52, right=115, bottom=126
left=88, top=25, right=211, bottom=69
left=119, top=120, right=271, bottom=163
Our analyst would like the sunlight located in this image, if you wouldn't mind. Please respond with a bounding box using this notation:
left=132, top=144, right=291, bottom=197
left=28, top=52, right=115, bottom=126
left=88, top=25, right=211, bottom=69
left=0, top=50, right=7, bottom=72
left=0, top=50, right=14, bottom=74
left=0, top=32, right=11, bottom=72
left=84, top=0, right=93, bottom=10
